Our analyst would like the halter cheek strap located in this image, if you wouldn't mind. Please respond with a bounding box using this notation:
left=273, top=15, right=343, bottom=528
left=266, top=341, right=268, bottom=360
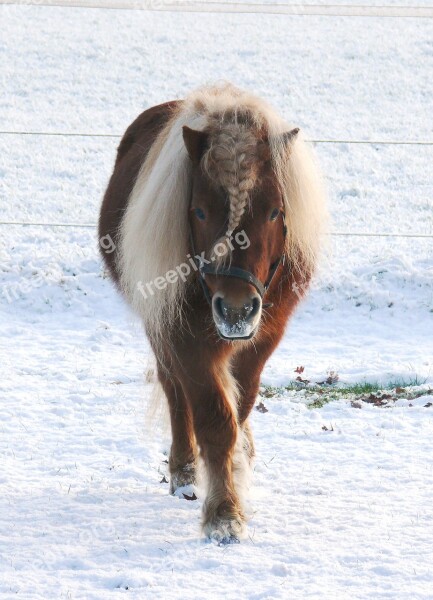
left=189, top=213, right=288, bottom=308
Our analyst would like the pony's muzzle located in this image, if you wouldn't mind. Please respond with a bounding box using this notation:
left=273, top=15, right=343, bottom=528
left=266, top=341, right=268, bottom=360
left=212, top=292, right=262, bottom=340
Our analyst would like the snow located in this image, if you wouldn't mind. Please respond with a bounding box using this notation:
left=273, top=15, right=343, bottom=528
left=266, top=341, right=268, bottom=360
left=1, top=3, right=432, bottom=599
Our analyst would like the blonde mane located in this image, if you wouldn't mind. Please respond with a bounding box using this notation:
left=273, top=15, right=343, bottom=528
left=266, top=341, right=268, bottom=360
left=119, top=83, right=327, bottom=343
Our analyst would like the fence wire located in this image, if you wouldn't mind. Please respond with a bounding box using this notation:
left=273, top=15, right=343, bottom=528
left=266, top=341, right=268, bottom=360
left=1, top=0, right=433, bottom=18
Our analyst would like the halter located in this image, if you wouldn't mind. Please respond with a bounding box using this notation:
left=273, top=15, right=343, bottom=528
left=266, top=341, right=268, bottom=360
left=189, top=209, right=288, bottom=309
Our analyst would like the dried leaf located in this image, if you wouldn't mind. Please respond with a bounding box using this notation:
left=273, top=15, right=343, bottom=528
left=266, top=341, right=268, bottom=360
left=256, top=401, right=268, bottom=413
left=160, top=475, right=168, bottom=484
left=294, top=366, right=305, bottom=374
left=363, top=394, right=388, bottom=406
left=182, top=492, right=198, bottom=501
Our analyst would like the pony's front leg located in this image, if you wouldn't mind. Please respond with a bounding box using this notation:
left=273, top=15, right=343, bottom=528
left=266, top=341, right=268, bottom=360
left=158, top=367, right=197, bottom=495
left=181, top=364, right=246, bottom=543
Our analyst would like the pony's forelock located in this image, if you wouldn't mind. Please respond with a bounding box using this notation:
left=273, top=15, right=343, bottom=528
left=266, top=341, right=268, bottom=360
left=118, top=83, right=327, bottom=346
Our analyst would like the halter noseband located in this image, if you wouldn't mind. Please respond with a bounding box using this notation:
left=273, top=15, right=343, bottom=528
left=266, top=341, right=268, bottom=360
left=189, top=211, right=288, bottom=309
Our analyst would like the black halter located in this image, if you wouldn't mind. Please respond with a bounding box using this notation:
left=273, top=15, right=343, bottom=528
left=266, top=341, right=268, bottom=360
left=189, top=212, right=287, bottom=309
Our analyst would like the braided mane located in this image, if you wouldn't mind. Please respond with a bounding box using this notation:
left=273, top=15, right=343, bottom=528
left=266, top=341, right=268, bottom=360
left=201, top=112, right=263, bottom=258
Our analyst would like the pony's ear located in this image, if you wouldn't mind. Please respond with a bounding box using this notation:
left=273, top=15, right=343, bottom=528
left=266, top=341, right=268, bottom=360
left=258, top=128, right=300, bottom=162
left=280, top=128, right=300, bottom=147
left=182, top=126, right=209, bottom=164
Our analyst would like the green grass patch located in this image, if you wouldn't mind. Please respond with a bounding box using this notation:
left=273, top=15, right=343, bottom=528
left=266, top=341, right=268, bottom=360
left=260, top=377, right=429, bottom=410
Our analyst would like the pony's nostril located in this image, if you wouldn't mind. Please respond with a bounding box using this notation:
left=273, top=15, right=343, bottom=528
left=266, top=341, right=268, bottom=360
left=213, top=296, right=227, bottom=320
left=242, top=297, right=261, bottom=320
left=249, top=296, right=261, bottom=319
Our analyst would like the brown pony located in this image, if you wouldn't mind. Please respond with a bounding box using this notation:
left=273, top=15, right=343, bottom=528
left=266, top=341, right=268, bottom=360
left=99, top=84, right=327, bottom=543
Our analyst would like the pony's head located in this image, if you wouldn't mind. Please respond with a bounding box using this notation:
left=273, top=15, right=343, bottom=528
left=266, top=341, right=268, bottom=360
left=183, top=120, right=299, bottom=340
left=119, top=84, right=327, bottom=347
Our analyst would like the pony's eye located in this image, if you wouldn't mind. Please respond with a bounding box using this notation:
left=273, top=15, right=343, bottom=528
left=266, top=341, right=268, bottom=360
left=270, top=208, right=280, bottom=222
left=194, top=208, right=206, bottom=221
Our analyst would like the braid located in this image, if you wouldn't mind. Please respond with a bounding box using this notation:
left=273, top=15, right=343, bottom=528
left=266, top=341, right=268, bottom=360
left=202, top=121, right=261, bottom=260
left=227, top=188, right=249, bottom=236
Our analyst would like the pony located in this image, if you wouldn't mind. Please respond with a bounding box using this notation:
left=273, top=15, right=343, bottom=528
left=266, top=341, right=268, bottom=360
left=99, top=83, right=327, bottom=543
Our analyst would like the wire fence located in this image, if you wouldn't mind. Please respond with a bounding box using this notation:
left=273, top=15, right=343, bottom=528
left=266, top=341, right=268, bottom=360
left=1, top=0, right=433, bottom=18
left=1, top=129, right=432, bottom=238
left=1, top=130, right=433, bottom=146
left=1, top=221, right=432, bottom=239
left=1, top=2, right=431, bottom=239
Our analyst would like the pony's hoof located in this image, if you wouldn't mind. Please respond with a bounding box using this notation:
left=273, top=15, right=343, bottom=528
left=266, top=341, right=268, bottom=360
left=213, top=532, right=241, bottom=546
left=169, top=462, right=196, bottom=495
left=203, top=517, right=245, bottom=544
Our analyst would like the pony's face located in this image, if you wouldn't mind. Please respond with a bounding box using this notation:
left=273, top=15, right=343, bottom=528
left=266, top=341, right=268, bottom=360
left=184, top=126, right=287, bottom=340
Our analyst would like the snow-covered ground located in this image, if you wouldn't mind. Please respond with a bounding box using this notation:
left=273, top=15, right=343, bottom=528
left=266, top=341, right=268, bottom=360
left=1, top=4, right=432, bottom=599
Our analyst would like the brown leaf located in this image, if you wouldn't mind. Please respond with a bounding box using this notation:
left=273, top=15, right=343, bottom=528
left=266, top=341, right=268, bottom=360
left=182, top=492, right=198, bottom=501
left=160, top=475, right=168, bottom=484
left=396, top=387, right=406, bottom=394
left=296, top=375, right=310, bottom=384
left=363, top=394, right=387, bottom=406
left=256, top=401, right=269, bottom=413
left=294, top=366, right=305, bottom=374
